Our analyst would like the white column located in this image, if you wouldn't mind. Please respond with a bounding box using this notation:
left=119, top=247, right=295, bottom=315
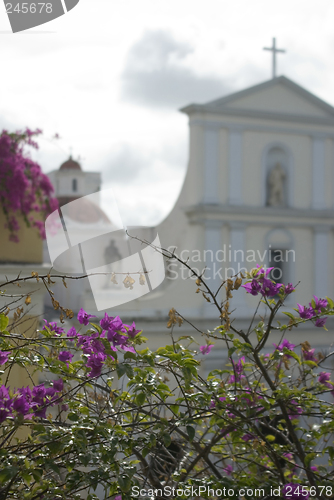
left=314, top=226, right=329, bottom=297
left=312, top=136, right=326, bottom=209
left=228, top=128, right=243, bottom=205
left=203, top=126, right=219, bottom=204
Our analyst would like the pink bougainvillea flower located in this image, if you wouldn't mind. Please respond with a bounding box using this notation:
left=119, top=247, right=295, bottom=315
left=0, top=128, right=58, bottom=242
left=77, top=308, right=96, bottom=326
left=224, top=464, right=233, bottom=476
left=303, top=348, right=317, bottom=362
left=297, top=304, right=315, bottom=320
left=200, top=344, right=214, bottom=355
left=310, top=295, right=328, bottom=312
left=315, top=317, right=327, bottom=328
left=318, top=372, right=332, bottom=388
left=58, top=351, right=74, bottom=367
left=0, top=351, right=11, bottom=365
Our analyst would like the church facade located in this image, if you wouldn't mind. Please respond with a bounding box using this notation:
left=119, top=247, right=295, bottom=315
left=91, top=75, right=334, bottom=356
left=46, top=76, right=334, bottom=357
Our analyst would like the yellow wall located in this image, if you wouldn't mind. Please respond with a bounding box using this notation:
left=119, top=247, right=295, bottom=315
left=0, top=211, right=43, bottom=263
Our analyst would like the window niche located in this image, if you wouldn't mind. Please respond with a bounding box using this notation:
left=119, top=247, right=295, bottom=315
left=266, top=229, right=294, bottom=288
left=265, top=147, right=289, bottom=207
left=72, top=178, right=77, bottom=192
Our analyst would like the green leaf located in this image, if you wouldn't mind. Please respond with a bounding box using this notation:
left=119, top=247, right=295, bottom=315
left=0, top=466, right=19, bottom=483
left=186, top=425, right=195, bottom=442
left=282, top=312, right=296, bottom=320
left=116, top=363, right=127, bottom=379
left=163, top=433, right=172, bottom=447
left=135, top=392, right=146, bottom=406
left=124, top=363, right=134, bottom=379
left=0, top=314, right=9, bottom=332
left=303, top=360, right=318, bottom=368
left=285, top=350, right=301, bottom=364
left=326, top=296, right=334, bottom=309
left=305, top=452, right=317, bottom=467
left=118, top=475, right=131, bottom=492
left=124, top=351, right=137, bottom=360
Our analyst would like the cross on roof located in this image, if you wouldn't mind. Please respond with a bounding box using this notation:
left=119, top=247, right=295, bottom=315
left=263, top=38, right=286, bottom=79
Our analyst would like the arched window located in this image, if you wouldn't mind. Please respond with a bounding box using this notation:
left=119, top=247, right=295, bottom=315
left=262, top=143, right=293, bottom=208
left=72, top=178, right=77, bottom=192
left=265, top=229, right=294, bottom=288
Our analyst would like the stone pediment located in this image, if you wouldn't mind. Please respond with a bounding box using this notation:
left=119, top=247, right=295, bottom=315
left=181, top=76, right=334, bottom=122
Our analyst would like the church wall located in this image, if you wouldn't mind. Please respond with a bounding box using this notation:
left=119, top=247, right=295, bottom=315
left=325, top=138, right=334, bottom=208
left=218, top=128, right=229, bottom=204
left=328, top=230, right=334, bottom=299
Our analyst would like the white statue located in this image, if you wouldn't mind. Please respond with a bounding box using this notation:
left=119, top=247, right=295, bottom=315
left=267, top=162, right=286, bottom=206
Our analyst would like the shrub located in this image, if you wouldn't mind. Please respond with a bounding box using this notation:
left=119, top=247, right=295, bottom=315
left=0, top=267, right=333, bottom=499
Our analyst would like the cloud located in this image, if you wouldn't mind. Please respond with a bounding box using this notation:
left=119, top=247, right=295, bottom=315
left=101, top=144, right=153, bottom=184
left=121, top=30, right=231, bottom=108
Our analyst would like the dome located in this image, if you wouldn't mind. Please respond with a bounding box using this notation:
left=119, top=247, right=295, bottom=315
left=59, top=155, right=81, bottom=171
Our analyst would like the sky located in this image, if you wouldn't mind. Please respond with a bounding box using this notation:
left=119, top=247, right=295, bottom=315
left=1, top=0, right=334, bottom=226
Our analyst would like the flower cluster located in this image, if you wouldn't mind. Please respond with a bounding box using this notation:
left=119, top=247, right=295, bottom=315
left=241, top=266, right=295, bottom=298
left=65, top=309, right=140, bottom=378
left=0, top=380, right=63, bottom=423
left=0, top=128, right=58, bottom=241
left=297, top=296, right=328, bottom=327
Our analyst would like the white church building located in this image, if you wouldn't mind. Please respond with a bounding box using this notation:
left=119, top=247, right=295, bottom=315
left=47, top=75, right=334, bottom=356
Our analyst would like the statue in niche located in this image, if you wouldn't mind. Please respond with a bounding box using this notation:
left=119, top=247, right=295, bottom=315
left=267, top=162, right=286, bottom=207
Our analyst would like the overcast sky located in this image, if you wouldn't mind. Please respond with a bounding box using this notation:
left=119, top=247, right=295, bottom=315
left=1, top=0, right=334, bottom=226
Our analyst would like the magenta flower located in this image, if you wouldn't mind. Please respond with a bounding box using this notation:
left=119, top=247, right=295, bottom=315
left=42, top=320, right=64, bottom=336
left=12, top=394, right=31, bottom=416
left=100, top=312, right=114, bottom=331
left=303, top=348, right=317, bottom=362
left=209, top=396, right=226, bottom=409
left=310, top=295, right=328, bottom=312
left=200, top=344, right=214, bottom=355
left=0, top=351, right=11, bottom=365
left=242, top=279, right=262, bottom=296
left=260, top=277, right=283, bottom=297
left=52, top=379, right=64, bottom=392
left=297, top=304, right=315, bottom=319
left=66, top=326, right=77, bottom=340
left=0, top=385, right=13, bottom=423
left=318, top=372, right=332, bottom=388
left=315, top=317, right=327, bottom=328
left=242, top=266, right=282, bottom=298
left=284, top=283, right=295, bottom=294
left=86, top=352, right=107, bottom=378
left=58, top=351, right=74, bottom=366
left=77, top=308, right=96, bottom=326
left=0, top=128, right=58, bottom=242
left=224, top=464, right=233, bottom=476
left=126, top=322, right=141, bottom=338
left=241, top=433, right=254, bottom=442
left=273, top=339, right=295, bottom=357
